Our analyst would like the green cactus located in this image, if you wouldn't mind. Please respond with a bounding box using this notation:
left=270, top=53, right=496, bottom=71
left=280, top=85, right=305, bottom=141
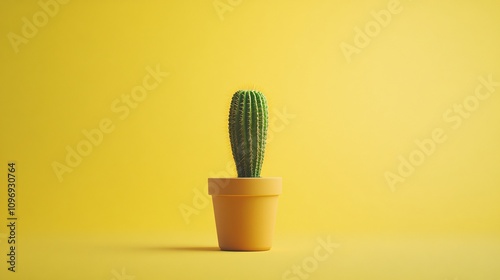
left=229, top=90, right=269, bottom=177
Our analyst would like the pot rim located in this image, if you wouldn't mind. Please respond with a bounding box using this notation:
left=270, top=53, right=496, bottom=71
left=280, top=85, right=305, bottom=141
left=208, top=177, right=282, bottom=196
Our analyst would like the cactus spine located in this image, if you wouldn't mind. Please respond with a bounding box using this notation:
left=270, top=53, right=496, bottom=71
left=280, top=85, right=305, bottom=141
left=229, top=90, right=269, bottom=177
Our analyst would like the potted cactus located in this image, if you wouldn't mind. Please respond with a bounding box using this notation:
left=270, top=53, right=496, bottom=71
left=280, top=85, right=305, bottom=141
left=208, top=90, right=282, bottom=251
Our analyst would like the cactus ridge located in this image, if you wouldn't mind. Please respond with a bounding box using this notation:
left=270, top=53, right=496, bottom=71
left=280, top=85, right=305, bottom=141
left=228, top=90, right=268, bottom=177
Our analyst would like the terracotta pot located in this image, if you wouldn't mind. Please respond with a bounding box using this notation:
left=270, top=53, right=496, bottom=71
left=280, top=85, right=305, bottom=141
left=208, top=177, right=282, bottom=251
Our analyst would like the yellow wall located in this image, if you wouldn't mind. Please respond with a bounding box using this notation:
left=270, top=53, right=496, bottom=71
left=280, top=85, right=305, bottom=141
left=1, top=0, right=499, bottom=237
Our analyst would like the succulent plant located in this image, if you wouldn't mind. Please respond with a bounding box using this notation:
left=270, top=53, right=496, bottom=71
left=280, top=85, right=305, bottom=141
left=229, top=90, right=269, bottom=177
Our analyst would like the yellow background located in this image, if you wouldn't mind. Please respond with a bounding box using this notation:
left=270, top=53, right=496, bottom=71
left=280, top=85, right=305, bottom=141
left=1, top=0, right=499, bottom=279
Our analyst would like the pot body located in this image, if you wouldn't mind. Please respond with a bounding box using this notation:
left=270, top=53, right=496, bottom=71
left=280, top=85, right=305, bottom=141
left=208, top=178, right=282, bottom=251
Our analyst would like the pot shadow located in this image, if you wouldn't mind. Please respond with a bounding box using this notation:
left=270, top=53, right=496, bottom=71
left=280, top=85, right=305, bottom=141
left=123, top=245, right=221, bottom=252
left=162, top=246, right=220, bottom=252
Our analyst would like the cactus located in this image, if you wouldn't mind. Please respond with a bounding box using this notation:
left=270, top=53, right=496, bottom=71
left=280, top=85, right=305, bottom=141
left=229, top=90, right=269, bottom=177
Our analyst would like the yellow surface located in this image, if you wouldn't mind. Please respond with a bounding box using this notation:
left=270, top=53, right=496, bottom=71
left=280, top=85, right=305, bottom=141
left=1, top=0, right=500, bottom=279
left=4, top=232, right=500, bottom=280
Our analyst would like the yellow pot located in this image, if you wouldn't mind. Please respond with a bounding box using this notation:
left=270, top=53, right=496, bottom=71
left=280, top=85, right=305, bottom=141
left=208, top=177, right=282, bottom=251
